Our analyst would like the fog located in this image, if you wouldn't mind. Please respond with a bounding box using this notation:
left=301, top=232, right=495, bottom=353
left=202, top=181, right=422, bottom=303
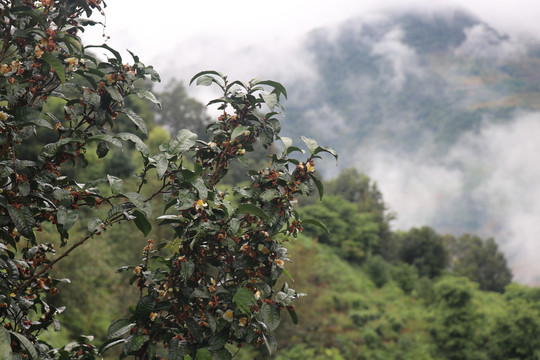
left=364, top=114, right=540, bottom=284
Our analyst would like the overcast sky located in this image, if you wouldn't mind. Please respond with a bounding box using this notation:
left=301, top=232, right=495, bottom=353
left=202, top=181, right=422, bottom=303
left=83, top=0, right=540, bottom=66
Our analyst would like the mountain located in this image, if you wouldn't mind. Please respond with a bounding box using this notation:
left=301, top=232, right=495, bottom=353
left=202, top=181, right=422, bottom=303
left=285, top=10, right=539, bottom=156
left=277, top=9, right=540, bottom=284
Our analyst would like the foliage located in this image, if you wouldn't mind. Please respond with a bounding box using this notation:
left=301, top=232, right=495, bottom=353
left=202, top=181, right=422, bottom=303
left=365, top=255, right=389, bottom=288
left=489, top=297, right=540, bottom=359
left=397, top=226, right=449, bottom=278
left=431, top=276, right=484, bottom=360
left=0, top=0, right=160, bottom=357
left=446, top=234, right=512, bottom=293
left=390, top=262, right=418, bottom=294
left=0, top=2, right=336, bottom=359
left=323, top=168, right=396, bottom=260
left=300, top=195, right=380, bottom=263
left=101, top=72, right=336, bottom=359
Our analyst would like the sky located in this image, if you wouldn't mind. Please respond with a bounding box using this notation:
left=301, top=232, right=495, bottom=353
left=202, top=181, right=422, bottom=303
left=83, top=0, right=540, bottom=68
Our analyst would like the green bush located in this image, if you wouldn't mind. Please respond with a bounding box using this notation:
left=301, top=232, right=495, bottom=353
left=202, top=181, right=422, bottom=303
left=365, top=255, right=390, bottom=288
left=391, top=262, right=419, bottom=294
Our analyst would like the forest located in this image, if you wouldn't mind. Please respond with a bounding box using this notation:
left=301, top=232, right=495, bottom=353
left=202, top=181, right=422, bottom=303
left=2, top=1, right=540, bottom=360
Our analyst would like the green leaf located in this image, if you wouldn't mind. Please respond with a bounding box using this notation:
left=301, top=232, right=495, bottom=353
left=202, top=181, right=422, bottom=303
left=134, top=88, right=161, bottom=109
left=10, top=7, right=47, bottom=28
left=312, top=175, right=324, bottom=201
left=164, top=129, right=197, bottom=155
left=42, top=53, right=66, bottom=84
left=212, top=348, right=232, bottom=360
left=280, top=136, right=292, bottom=150
left=252, top=80, right=288, bottom=99
left=302, top=218, right=329, bottom=235
left=86, top=43, right=122, bottom=63
left=74, top=0, right=92, bottom=16
left=286, top=146, right=305, bottom=155
left=196, top=75, right=214, bottom=86
left=134, top=295, right=155, bottom=321
left=87, top=217, right=104, bottom=234
left=168, top=338, right=187, bottom=360
left=97, top=140, right=109, bottom=159
left=190, top=288, right=210, bottom=299
left=194, top=348, right=213, bottom=360
left=300, top=136, right=318, bottom=154
left=153, top=153, right=168, bottom=179
left=186, top=318, right=204, bottom=341
left=260, top=189, right=279, bottom=202
left=39, top=138, right=79, bottom=160
left=156, top=214, right=185, bottom=225
left=106, top=85, right=123, bottom=102
left=56, top=206, right=78, bottom=232
left=286, top=307, right=299, bottom=324
left=231, top=125, right=247, bottom=142
left=88, top=134, right=123, bottom=149
left=7, top=205, right=35, bottom=241
left=133, top=210, right=152, bottom=236
left=107, top=175, right=123, bottom=194
left=233, top=287, right=256, bottom=315
left=314, top=145, right=338, bottom=163
left=191, top=177, right=208, bottom=200
left=236, top=203, right=270, bottom=222
left=13, top=107, right=52, bottom=129
left=180, top=261, right=195, bottom=281
left=261, top=92, right=278, bottom=111
left=116, top=132, right=149, bottom=157
left=99, top=338, right=124, bottom=356
left=62, top=34, right=83, bottom=53
left=123, top=334, right=149, bottom=353
left=10, top=331, right=38, bottom=359
left=124, top=192, right=151, bottom=218
left=260, top=303, right=280, bottom=331
left=142, top=65, right=161, bottom=82
left=121, top=108, right=147, bottom=135
left=282, top=268, right=294, bottom=281
left=107, top=318, right=135, bottom=339
left=189, top=70, right=225, bottom=86
left=0, top=327, right=12, bottom=359
left=262, top=333, right=277, bottom=355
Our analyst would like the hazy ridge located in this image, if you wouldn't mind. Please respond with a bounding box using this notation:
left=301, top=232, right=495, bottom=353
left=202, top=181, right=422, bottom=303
left=155, top=8, right=540, bottom=284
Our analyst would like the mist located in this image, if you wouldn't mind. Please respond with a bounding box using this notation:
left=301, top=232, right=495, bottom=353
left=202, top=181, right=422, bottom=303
left=365, top=114, right=540, bottom=284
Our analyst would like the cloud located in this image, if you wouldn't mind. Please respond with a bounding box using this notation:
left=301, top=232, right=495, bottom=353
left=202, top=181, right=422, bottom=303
left=447, top=113, right=540, bottom=284
left=454, top=24, right=527, bottom=63
left=363, top=152, right=464, bottom=231
left=370, top=26, right=424, bottom=91
left=358, top=112, right=540, bottom=284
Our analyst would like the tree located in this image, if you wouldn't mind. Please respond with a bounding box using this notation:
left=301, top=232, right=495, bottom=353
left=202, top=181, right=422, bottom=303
left=155, top=78, right=209, bottom=137
left=398, top=227, right=449, bottom=278
left=446, top=234, right=512, bottom=293
left=0, top=2, right=336, bottom=358
left=300, top=195, right=380, bottom=263
left=431, top=277, right=484, bottom=360
left=489, top=298, right=540, bottom=359
left=324, top=169, right=396, bottom=261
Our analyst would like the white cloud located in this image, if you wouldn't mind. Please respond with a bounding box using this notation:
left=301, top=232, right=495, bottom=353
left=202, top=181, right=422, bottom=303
left=370, top=27, right=424, bottom=90
left=454, top=24, right=527, bottom=63
left=362, top=113, right=540, bottom=284
left=448, top=113, right=540, bottom=283
left=365, top=152, right=463, bottom=230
